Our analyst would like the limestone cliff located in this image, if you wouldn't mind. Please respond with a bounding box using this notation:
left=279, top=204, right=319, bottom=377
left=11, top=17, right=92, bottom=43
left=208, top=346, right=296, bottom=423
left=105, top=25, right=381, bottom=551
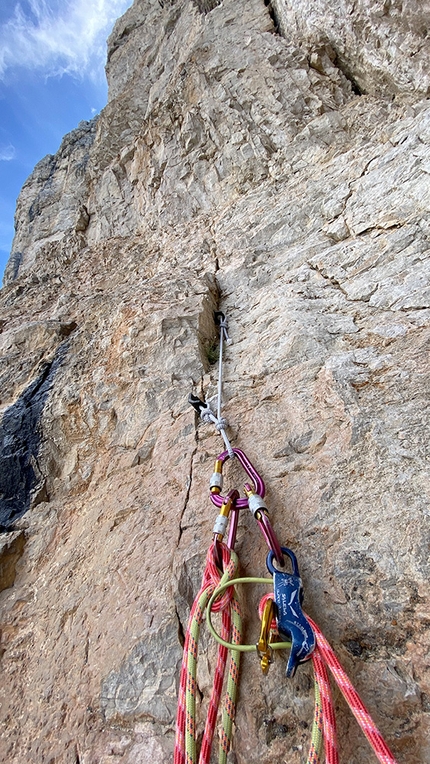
left=0, top=1, right=429, bottom=762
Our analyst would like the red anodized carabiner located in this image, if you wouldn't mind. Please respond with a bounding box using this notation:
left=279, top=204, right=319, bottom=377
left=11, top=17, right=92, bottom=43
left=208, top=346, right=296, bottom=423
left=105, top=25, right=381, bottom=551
left=209, top=447, right=284, bottom=565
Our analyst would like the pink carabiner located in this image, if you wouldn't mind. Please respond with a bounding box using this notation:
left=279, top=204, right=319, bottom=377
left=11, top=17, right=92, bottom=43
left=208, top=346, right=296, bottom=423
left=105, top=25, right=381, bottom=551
left=257, top=512, right=284, bottom=566
left=210, top=447, right=265, bottom=509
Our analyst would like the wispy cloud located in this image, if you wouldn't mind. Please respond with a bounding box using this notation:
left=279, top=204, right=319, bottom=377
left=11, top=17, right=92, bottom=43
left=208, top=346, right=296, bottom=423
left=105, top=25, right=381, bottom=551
left=0, top=144, right=16, bottom=161
left=0, top=0, right=133, bottom=81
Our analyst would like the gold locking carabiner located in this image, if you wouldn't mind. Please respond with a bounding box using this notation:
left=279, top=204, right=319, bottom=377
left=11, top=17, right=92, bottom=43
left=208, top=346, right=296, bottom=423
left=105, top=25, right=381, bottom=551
left=256, top=598, right=276, bottom=674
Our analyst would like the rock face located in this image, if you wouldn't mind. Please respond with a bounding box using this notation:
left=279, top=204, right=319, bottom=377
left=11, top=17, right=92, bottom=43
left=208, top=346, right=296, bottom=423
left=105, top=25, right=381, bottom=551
left=0, top=1, right=429, bottom=762
left=272, top=0, right=430, bottom=98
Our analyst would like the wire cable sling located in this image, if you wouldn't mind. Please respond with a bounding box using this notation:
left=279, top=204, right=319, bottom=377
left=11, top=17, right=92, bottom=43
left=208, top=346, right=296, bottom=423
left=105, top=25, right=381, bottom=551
left=188, top=312, right=234, bottom=457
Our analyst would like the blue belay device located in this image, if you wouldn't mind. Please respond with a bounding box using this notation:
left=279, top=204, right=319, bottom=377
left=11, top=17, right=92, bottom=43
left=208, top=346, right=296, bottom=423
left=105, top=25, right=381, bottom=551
left=266, top=546, right=316, bottom=677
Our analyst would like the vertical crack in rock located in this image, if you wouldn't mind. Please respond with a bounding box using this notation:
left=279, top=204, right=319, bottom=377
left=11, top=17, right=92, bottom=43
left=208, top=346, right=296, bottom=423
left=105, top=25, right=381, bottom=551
left=192, top=0, right=222, bottom=14
left=270, top=0, right=429, bottom=97
left=177, top=274, right=219, bottom=545
left=332, top=51, right=365, bottom=95
left=0, top=341, right=68, bottom=529
left=174, top=603, right=186, bottom=648
left=197, top=275, right=220, bottom=375
left=177, top=441, right=198, bottom=545
left=263, top=0, right=281, bottom=34
left=0, top=530, right=26, bottom=592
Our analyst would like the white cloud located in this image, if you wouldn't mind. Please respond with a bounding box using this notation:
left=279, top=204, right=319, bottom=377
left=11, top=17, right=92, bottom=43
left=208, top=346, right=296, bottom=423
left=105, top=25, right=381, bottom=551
left=0, top=144, right=16, bottom=161
left=0, top=0, right=133, bottom=81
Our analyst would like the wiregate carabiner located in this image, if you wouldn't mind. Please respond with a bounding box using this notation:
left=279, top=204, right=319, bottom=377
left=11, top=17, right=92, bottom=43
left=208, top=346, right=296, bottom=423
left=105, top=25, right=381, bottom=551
left=209, top=447, right=265, bottom=509
left=266, top=547, right=315, bottom=678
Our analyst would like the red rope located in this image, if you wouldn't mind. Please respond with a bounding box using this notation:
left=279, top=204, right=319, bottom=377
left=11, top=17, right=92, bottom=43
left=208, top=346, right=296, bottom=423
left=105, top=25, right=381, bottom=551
left=307, top=617, right=399, bottom=764
left=311, top=647, right=339, bottom=764
left=199, top=608, right=231, bottom=762
left=176, top=571, right=399, bottom=764
left=174, top=542, right=235, bottom=764
left=256, top=594, right=398, bottom=764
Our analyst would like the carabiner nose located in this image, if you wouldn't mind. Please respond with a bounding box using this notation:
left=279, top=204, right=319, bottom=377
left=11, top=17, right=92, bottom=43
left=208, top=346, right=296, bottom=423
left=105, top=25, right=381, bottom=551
left=266, top=547, right=315, bottom=678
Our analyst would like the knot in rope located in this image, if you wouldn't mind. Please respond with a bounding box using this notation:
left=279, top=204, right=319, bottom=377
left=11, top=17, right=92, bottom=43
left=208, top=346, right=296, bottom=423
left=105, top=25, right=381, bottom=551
left=199, top=406, right=227, bottom=433
left=199, top=404, right=234, bottom=459
left=200, top=407, right=215, bottom=425
left=203, top=542, right=238, bottom=611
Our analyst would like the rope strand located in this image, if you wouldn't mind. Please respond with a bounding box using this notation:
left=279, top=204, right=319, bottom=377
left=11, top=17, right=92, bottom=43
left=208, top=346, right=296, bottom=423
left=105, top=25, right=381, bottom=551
left=312, top=647, right=339, bottom=764
left=308, top=617, right=399, bottom=764
left=201, top=578, right=398, bottom=764
left=181, top=312, right=398, bottom=764
left=174, top=543, right=242, bottom=764
left=306, top=669, right=324, bottom=764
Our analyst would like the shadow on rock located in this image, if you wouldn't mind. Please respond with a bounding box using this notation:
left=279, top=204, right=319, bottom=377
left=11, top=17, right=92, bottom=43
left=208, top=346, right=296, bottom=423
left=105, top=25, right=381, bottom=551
left=0, top=341, right=68, bottom=529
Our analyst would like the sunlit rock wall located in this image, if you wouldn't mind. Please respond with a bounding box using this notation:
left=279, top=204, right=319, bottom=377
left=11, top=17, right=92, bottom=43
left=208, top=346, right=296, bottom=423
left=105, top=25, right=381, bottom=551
left=0, top=1, right=429, bottom=762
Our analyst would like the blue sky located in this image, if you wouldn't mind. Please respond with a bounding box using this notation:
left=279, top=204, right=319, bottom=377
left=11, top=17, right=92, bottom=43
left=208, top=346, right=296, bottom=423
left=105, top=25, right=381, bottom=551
left=0, top=0, right=133, bottom=281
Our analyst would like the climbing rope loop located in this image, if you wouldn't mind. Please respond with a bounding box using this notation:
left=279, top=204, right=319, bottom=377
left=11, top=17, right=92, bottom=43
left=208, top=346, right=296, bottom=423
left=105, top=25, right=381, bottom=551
left=181, top=313, right=398, bottom=764
left=174, top=542, right=242, bottom=764
left=207, top=576, right=324, bottom=764
left=206, top=576, right=398, bottom=764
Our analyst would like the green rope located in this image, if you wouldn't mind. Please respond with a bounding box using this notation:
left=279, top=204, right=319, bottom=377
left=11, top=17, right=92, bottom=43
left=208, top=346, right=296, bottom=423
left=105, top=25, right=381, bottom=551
left=207, top=574, right=324, bottom=764
left=307, top=675, right=323, bottom=764
left=185, top=553, right=244, bottom=764
left=207, top=577, right=291, bottom=652
left=218, top=592, right=241, bottom=764
left=186, top=587, right=212, bottom=762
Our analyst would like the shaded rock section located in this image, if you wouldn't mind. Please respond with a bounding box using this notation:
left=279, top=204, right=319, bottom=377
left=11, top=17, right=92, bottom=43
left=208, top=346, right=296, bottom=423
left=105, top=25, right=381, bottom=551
left=0, top=341, right=68, bottom=528
left=272, top=0, right=430, bottom=98
left=0, top=531, right=25, bottom=592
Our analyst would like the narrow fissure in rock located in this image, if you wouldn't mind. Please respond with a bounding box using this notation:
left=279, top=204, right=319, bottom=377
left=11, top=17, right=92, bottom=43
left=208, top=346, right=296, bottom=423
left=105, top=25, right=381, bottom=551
left=264, top=0, right=281, bottom=34
left=333, top=52, right=365, bottom=95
